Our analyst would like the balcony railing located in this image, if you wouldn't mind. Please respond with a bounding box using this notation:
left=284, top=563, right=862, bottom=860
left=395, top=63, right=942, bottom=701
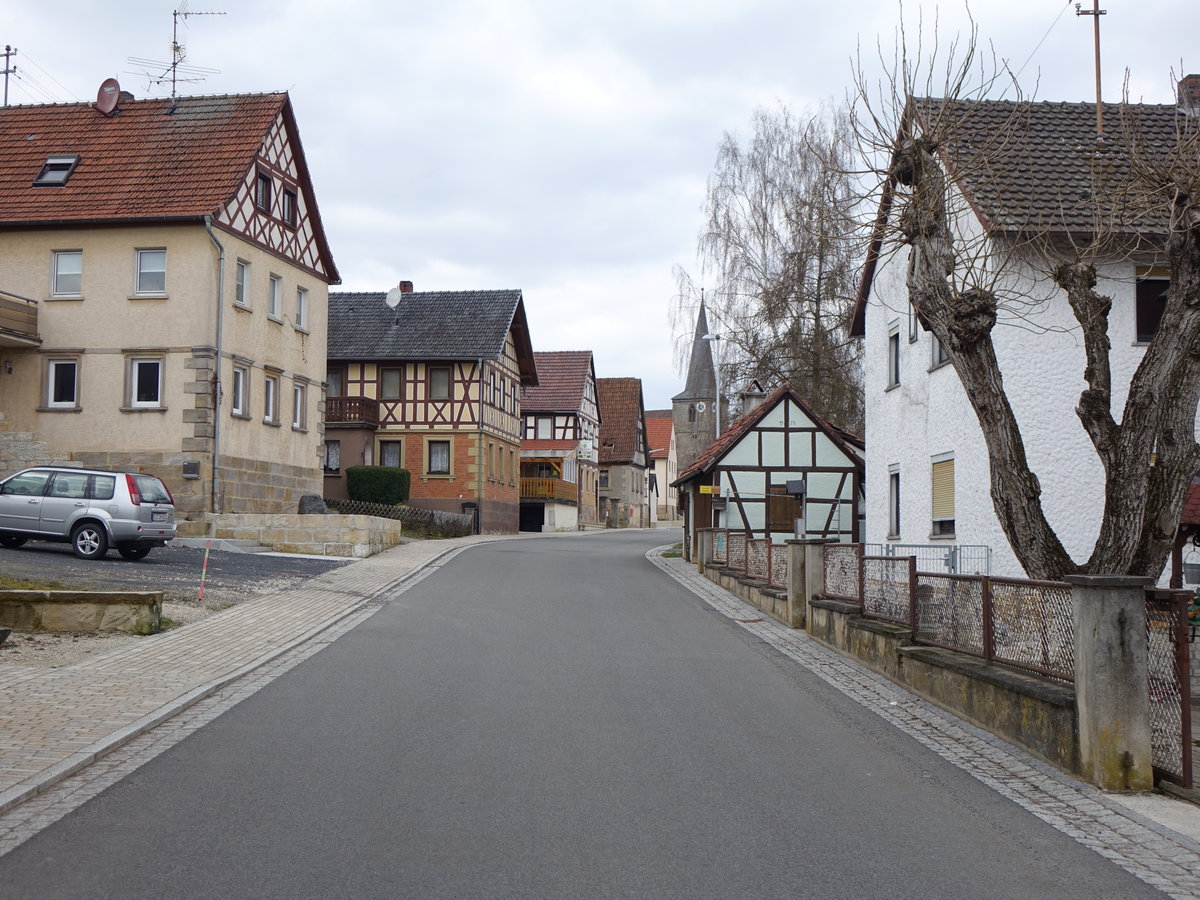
left=521, top=476, right=578, bottom=503
left=325, top=395, right=380, bottom=426
left=0, top=293, right=40, bottom=347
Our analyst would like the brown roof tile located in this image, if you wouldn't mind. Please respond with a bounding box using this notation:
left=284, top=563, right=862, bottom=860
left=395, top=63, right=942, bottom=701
left=522, top=351, right=594, bottom=413
left=0, top=93, right=286, bottom=224
left=645, top=415, right=673, bottom=459
left=596, top=377, right=646, bottom=465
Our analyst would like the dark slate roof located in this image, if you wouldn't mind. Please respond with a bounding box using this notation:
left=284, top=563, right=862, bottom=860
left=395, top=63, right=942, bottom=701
left=674, top=383, right=863, bottom=486
left=911, top=97, right=1186, bottom=235
left=522, top=351, right=593, bottom=413
left=673, top=300, right=717, bottom=402
left=328, top=290, right=538, bottom=384
left=597, top=377, right=646, bottom=465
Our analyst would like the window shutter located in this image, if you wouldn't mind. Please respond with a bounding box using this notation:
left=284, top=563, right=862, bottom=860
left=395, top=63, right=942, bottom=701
left=931, top=459, right=955, bottom=520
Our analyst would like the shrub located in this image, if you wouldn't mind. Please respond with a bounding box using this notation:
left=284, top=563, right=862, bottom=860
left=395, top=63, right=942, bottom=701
left=346, top=465, right=410, bottom=505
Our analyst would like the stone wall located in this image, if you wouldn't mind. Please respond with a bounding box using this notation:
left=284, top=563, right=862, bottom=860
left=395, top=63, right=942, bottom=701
left=207, top=512, right=404, bottom=557
left=0, top=591, right=162, bottom=635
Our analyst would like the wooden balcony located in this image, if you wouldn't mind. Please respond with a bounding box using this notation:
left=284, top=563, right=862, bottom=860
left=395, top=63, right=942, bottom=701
left=0, top=293, right=40, bottom=348
left=521, top=476, right=579, bottom=504
left=325, top=395, right=380, bottom=427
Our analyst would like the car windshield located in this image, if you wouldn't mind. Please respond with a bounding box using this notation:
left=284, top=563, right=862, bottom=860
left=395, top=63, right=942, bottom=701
left=132, top=475, right=172, bottom=504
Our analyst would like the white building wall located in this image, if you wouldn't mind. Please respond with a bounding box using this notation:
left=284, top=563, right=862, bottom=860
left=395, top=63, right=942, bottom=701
left=863, top=227, right=1182, bottom=578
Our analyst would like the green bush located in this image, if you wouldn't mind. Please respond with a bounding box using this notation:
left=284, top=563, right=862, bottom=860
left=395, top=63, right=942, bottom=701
left=346, top=465, right=410, bottom=505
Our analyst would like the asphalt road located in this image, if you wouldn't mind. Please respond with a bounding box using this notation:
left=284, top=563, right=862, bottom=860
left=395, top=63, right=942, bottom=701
left=0, top=531, right=1166, bottom=899
left=0, top=540, right=351, bottom=608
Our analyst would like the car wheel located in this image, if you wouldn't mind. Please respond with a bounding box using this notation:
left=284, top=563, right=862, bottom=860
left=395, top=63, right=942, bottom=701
left=71, top=523, right=109, bottom=560
left=117, top=544, right=152, bottom=561
left=0, top=534, right=27, bottom=549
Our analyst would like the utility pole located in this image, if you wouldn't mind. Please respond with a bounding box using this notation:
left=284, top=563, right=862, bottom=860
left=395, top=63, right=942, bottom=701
left=1076, top=0, right=1107, bottom=134
left=2, top=45, right=16, bottom=107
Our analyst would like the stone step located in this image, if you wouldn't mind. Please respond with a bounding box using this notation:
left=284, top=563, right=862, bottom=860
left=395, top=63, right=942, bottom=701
left=172, top=538, right=274, bottom=554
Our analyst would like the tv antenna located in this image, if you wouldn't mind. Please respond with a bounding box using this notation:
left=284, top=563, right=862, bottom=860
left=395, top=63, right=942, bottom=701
left=127, top=3, right=224, bottom=100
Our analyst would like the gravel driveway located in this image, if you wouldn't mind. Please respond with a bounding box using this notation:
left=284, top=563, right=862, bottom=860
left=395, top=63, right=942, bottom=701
left=0, top=542, right=354, bottom=668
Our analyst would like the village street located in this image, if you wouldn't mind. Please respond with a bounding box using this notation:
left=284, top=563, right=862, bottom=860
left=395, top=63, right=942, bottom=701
left=1, top=530, right=1193, bottom=898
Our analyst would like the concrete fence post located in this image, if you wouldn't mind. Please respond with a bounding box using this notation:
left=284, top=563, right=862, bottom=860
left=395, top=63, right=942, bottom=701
left=786, top=540, right=805, bottom=628
left=803, top=541, right=828, bottom=628
left=697, top=528, right=714, bottom=574
left=1067, top=575, right=1154, bottom=791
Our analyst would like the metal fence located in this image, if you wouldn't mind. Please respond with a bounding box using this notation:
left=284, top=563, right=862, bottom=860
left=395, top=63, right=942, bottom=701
left=747, top=539, right=769, bottom=580
left=727, top=532, right=747, bottom=571
left=712, top=530, right=727, bottom=565
left=1146, top=591, right=1193, bottom=788
left=823, top=543, right=863, bottom=602
left=769, top=544, right=789, bottom=590
left=865, top=543, right=992, bottom=575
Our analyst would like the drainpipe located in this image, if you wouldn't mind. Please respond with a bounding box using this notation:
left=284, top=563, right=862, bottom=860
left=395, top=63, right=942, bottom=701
left=204, top=216, right=225, bottom=517
left=476, top=357, right=484, bottom=534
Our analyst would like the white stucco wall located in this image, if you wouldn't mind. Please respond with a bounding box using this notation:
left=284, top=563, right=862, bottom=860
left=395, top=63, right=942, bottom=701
left=863, top=227, right=1181, bottom=579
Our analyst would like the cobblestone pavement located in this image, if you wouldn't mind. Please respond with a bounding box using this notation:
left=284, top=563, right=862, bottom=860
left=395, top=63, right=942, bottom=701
left=648, top=551, right=1200, bottom=900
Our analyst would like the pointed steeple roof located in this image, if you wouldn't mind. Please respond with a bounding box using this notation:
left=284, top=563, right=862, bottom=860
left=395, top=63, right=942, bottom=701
left=673, top=300, right=717, bottom=402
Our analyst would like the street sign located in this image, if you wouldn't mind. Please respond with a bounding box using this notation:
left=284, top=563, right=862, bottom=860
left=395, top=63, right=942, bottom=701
left=699, top=484, right=718, bottom=495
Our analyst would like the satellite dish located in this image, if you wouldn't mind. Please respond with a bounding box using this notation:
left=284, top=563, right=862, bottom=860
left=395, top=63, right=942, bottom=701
left=385, top=287, right=403, bottom=309
left=96, top=78, right=121, bottom=116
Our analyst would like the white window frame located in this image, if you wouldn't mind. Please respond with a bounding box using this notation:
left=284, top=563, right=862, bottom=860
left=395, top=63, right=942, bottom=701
left=268, top=275, right=282, bottom=320
left=129, top=357, right=164, bottom=409
left=292, top=382, right=307, bottom=431
left=295, top=286, right=308, bottom=331
left=886, top=321, right=901, bottom=389
left=135, top=249, right=167, bottom=296
left=264, top=373, right=279, bottom=424
left=231, top=364, right=250, bottom=417
left=888, top=465, right=901, bottom=539
left=51, top=250, right=83, bottom=297
left=235, top=260, right=250, bottom=308
left=46, top=358, right=79, bottom=409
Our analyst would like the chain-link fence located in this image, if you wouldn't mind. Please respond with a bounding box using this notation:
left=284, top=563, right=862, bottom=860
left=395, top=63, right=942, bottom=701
left=769, top=544, right=789, bottom=590
left=1146, top=590, right=1193, bottom=788
left=324, top=498, right=474, bottom=537
left=865, top=543, right=991, bottom=575
left=823, top=543, right=862, bottom=602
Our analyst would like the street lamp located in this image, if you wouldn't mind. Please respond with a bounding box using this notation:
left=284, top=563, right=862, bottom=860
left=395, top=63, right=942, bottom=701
left=701, top=333, right=722, bottom=436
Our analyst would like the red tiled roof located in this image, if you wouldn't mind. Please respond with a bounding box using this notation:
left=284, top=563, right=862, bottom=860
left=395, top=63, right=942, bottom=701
left=1181, top=482, right=1200, bottom=526
left=0, top=93, right=287, bottom=224
left=645, top=415, right=673, bottom=459
left=596, top=377, right=645, bottom=465
left=521, top=351, right=593, bottom=413
left=674, top=383, right=864, bottom=485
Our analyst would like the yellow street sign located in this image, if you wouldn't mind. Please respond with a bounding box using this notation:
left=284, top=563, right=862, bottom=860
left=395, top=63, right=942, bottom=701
left=699, top=484, right=718, bottom=495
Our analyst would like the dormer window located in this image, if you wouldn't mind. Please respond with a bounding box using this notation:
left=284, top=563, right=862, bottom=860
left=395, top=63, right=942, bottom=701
left=34, top=154, right=80, bottom=186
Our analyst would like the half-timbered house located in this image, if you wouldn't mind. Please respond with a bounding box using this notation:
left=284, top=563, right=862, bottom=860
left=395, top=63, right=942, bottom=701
left=518, top=350, right=601, bottom=531
left=673, top=383, right=864, bottom=559
left=325, top=285, right=537, bottom=533
left=0, top=89, right=339, bottom=526
left=596, top=377, right=650, bottom=528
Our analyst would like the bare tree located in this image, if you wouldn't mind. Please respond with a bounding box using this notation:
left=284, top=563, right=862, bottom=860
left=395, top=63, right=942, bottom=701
left=675, top=103, right=864, bottom=433
left=853, top=20, right=1200, bottom=580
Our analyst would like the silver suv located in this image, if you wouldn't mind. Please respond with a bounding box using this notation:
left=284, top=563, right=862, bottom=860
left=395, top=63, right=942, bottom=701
left=0, top=466, right=176, bottom=560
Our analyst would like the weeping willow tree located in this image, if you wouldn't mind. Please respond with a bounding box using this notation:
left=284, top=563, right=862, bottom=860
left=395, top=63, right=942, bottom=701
left=675, top=103, right=864, bottom=433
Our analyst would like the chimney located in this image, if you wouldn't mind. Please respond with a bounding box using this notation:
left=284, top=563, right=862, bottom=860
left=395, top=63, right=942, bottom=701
left=399, top=280, right=414, bottom=293
left=1178, top=75, right=1200, bottom=115
left=739, top=379, right=768, bottom=413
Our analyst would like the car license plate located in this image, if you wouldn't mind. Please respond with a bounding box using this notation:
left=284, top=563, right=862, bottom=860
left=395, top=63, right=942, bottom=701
left=151, top=511, right=167, bottom=522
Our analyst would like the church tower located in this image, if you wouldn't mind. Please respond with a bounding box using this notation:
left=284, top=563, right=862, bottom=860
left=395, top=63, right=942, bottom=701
left=672, top=301, right=719, bottom=474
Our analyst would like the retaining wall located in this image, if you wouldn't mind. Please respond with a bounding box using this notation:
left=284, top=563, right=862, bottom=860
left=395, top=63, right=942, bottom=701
left=0, top=591, right=162, bottom=635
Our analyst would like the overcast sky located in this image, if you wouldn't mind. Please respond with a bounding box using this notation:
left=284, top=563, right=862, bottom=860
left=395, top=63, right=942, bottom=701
left=6, top=1, right=1198, bottom=409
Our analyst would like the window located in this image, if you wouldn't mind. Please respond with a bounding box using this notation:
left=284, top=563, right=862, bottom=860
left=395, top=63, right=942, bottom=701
left=129, top=358, right=163, bottom=408
left=429, top=366, right=451, bottom=400
left=292, top=382, right=307, bottom=430
left=428, top=440, right=451, bottom=475
left=33, top=154, right=80, bottom=186
left=323, top=440, right=341, bottom=474
left=231, top=364, right=249, bottom=417
left=487, top=441, right=495, bottom=479
left=536, top=417, right=553, bottom=439
left=264, top=373, right=279, bottom=424
left=380, top=368, right=402, bottom=399
left=282, top=188, right=297, bottom=226
left=1135, top=276, right=1169, bottom=343
left=931, top=335, right=950, bottom=368
left=931, top=456, right=955, bottom=537
left=268, top=275, right=282, bottom=319
left=46, top=358, right=79, bottom=409
left=887, top=322, right=901, bottom=388
left=295, top=287, right=308, bottom=330
left=136, top=249, right=166, bottom=295
left=1, top=470, right=51, bottom=496
left=327, top=369, right=345, bottom=397
left=380, top=440, right=403, bottom=468
left=600, top=469, right=610, bottom=489
left=908, top=300, right=920, bottom=343
left=52, top=250, right=82, bottom=296
left=255, top=172, right=272, bottom=211
left=888, top=467, right=901, bottom=538
left=235, top=260, right=250, bottom=307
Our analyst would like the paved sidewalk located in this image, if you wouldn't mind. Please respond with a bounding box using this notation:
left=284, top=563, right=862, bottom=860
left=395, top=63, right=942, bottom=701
left=0, top=532, right=526, bottom=816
